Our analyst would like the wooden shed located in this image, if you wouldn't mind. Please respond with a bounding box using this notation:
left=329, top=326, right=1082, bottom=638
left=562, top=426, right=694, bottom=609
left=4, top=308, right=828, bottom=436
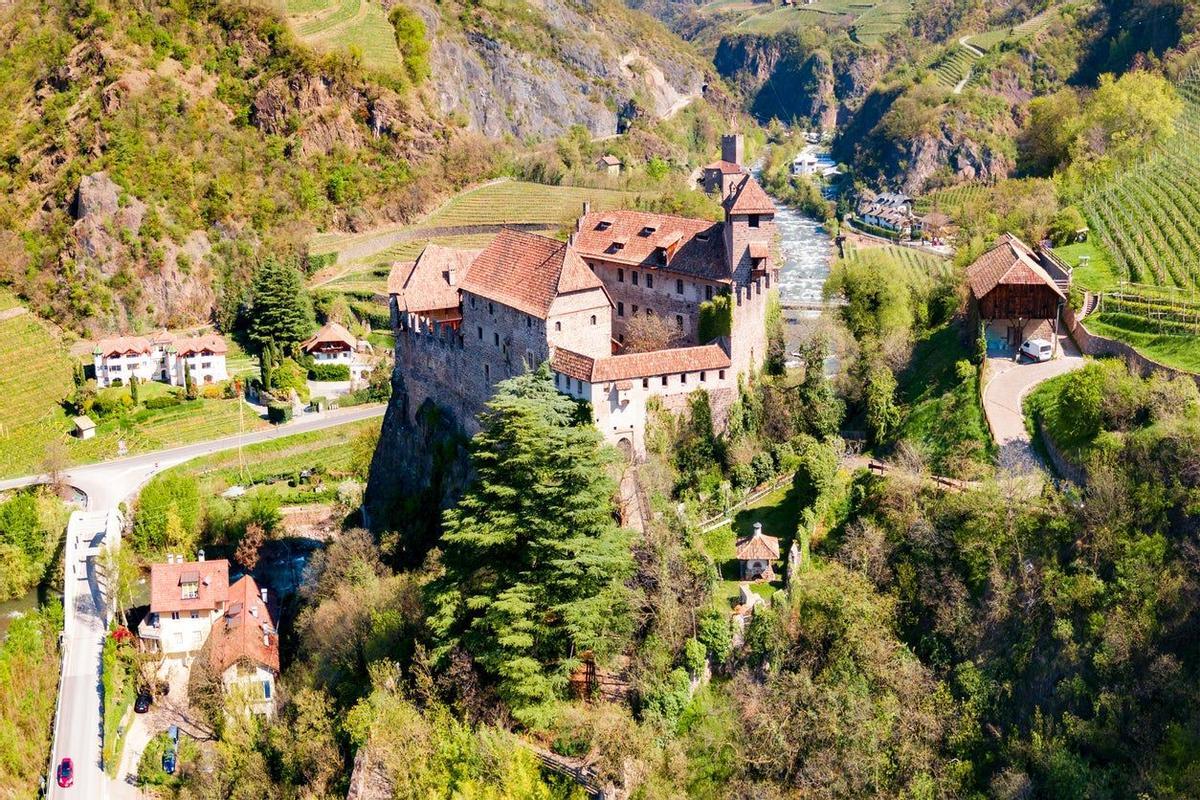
left=966, top=233, right=1069, bottom=350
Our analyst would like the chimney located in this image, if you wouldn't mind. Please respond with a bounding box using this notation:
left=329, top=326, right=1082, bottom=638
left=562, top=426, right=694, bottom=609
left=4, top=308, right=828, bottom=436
left=567, top=232, right=576, bottom=247
left=260, top=587, right=268, bottom=604
left=197, top=549, right=205, bottom=562
left=446, top=267, right=457, bottom=287
left=721, top=133, right=744, bottom=167
left=753, top=521, right=763, bottom=537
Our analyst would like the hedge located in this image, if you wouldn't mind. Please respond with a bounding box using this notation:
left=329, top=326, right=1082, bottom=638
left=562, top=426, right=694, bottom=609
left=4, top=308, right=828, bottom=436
left=308, top=363, right=351, bottom=381
left=267, top=403, right=293, bottom=424
left=144, top=395, right=182, bottom=410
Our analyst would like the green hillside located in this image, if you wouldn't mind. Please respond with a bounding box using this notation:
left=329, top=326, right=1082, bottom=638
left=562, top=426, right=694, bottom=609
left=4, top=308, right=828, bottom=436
left=283, top=0, right=402, bottom=73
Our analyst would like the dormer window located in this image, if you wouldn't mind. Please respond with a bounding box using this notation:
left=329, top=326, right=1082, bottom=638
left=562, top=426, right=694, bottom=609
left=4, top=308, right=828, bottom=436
left=696, top=232, right=709, bottom=242
left=596, top=220, right=612, bottom=231
left=181, top=571, right=200, bottom=600
left=639, top=225, right=656, bottom=237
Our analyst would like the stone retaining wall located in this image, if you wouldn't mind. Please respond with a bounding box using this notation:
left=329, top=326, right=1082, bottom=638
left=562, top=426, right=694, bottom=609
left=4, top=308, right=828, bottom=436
left=1063, top=303, right=1200, bottom=388
left=1038, top=420, right=1086, bottom=485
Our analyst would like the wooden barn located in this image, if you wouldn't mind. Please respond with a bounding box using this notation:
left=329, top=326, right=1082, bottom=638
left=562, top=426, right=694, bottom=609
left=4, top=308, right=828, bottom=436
left=966, top=234, right=1070, bottom=353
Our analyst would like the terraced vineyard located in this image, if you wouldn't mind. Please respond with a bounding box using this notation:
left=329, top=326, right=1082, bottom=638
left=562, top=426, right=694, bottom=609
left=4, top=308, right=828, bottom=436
left=0, top=298, right=76, bottom=476
left=931, top=47, right=980, bottom=90
left=282, top=0, right=401, bottom=73
left=734, top=0, right=911, bottom=42
left=912, top=183, right=989, bottom=216
left=1082, top=71, right=1200, bottom=290
left=840, top=240, right=951, bottom=287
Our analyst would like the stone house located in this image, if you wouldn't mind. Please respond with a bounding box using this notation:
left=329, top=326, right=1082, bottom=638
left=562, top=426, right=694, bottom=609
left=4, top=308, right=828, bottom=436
left=92, top=331, right=228, bottom=388
left=595, top=154, right=621, bottom=176
left=735, top=522, right=780, bottom=581
left=966, top=233, right=1071, bottom=352
left=700, top=133, right=748, bottom=194
left=387, top=141, right=777, bottom=459
left=301, top=321, right=373, bottom=382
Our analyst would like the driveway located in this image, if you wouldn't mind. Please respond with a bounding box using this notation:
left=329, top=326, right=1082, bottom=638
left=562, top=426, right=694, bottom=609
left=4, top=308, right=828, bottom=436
left=982, top=333, right=1085, bottom=472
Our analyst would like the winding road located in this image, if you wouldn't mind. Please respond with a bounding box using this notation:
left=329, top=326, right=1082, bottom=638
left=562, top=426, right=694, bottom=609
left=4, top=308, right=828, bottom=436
left=8, top=403, right=387, bottom=800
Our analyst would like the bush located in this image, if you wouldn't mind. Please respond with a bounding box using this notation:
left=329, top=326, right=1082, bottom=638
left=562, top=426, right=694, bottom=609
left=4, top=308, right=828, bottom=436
left=750, top=452, right=776, bottom=485
left=93, top=392, right=133, bottom=418
left=267, top=403, right=293, bottom=425
left=200, top=385, right=223, bottom=399
left=133, top=473, right=202, bottom=554
left=730, top=463, right=755, bottom=491
left=272, top=358, right=310, bottom=403
left=110, top=377, right=124, bottom=387
left=697, top=609, right=732, bottom=664
left=144, top=394, right=182, bottom=410
left=308, top=363, right=351, bottom=381
left=698, top=293, right=732, bottom=343
left=683, top=638, right=707, bottom=676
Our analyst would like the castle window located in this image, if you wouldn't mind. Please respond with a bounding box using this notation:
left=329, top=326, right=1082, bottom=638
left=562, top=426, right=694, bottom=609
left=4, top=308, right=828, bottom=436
left=680, top=373, right=687, bottom=384
left=700, top=371, right=707, bottom=382
left=618, top=334, right=625, bottom=343
left=555, top=321, right=562, bottom=332
left=705, top=285, right=713, bottom=301
left=494, top=333, right=500, bottom=347
left=749, top=214, right=760, bottom=228
left=632, top=305, right=639, bottom=316
left=661, top=375, right=668, bottom=386
left=646, top=274, right=653, bottom=289
left=576, top=379, right=583, bottom=393
left=676, top=279, right=684, bottom=294
left=590, top=315, right=597, bottom=325
left=488, top=302, right=494, bottom=315
left=646, top=308, right=654, bottom=316
left=477, top=326, right=483, bottom=340
left=719, top=369, right=726, bottom=380
left=675, top=314, right=683, bottom=329
left=484, top=364, right=490, bottom=381
left=617, top=302, right=624, bottom=317
left=470, top=296, right=476, bottom=308
left=631, top=272, right=638, bottom=286
left=554, top=373, right=560, bottom=387
left=617, top=269, right=624, bottom=283
left=642, top=378, right=649, bottom=389
left=696, top=231, right=709, bottom=242
left=527, top=317, right=532, bottom=328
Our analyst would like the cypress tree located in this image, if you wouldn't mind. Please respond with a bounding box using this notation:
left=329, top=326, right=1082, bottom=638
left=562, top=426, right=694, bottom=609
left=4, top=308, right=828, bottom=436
left=429, top=366, right=634, bottom=725
left=130, top=374, right=139, bottom=405
left=248, top=257, right=314, bottom=389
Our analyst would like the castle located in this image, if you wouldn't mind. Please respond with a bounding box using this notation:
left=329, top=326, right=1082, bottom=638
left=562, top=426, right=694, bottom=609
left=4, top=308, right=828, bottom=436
left=386, top=134, right=777, bottom=458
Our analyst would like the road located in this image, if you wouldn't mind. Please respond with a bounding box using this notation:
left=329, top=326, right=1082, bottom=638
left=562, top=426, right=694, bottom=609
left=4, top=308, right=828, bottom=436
left=27, top=403, right=387, bottom=799
left=982, top=332, right=1084, bottom=472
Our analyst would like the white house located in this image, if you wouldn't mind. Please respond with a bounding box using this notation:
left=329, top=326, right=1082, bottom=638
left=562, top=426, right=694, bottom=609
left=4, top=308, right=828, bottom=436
left=301, top=321, right=372, bottom=382
left=139, top=555, right=230, bottom=663
left=138, top=556, right=279, bottom=715
left=92, top=331, right=228, bottom=388
left=791, top=153, right=819, bottom=176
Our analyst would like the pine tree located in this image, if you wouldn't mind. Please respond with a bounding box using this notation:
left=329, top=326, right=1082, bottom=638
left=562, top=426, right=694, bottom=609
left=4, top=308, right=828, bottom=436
left=429, top=366, right=634, bottom=725
left=248, top=257, right=315, bottom=389
left=129, top=374, right=139, bottom=405
left=184, top=361, right=197, bottom=400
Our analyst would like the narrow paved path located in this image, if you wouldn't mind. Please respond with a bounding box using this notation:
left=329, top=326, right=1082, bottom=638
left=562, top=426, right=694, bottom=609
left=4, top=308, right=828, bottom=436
left=953, top=68, right=973, bottom=95
left=982, top=333, right=1085, bottom=472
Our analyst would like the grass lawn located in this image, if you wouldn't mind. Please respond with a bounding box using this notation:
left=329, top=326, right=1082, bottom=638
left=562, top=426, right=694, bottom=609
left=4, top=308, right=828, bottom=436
left=702, top=483, right=800, bottom=610
left=894, top=323, right=994, bottom=476
left=1054, top=240, right=1119, bottom=292
left=1084, top=313, right=1200, bottom=373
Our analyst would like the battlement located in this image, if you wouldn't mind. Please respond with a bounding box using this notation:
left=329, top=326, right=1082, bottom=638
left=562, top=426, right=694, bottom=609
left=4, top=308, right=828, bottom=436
left=401, top=312, right=464, bottom=349
left=733, top=272, right=772, bottom=306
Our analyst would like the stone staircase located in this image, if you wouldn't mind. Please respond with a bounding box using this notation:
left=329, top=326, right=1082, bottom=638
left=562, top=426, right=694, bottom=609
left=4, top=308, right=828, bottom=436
left=1080, top=291, right=1100, bottom=320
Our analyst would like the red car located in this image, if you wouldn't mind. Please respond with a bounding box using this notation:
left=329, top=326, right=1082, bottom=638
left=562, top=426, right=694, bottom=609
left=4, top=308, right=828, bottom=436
left=56, top=757, right=73, bottom=788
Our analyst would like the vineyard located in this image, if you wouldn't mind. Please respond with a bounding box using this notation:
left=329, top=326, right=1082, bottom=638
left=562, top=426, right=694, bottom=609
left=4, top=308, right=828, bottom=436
left=912, top=183, right=989, bottom=216
left=733, top=0, right=911, bottom=42
left=840, top=240, right=951, bottom=288
left=282, top=0, right=402, bottom=74
left=1081, top=71, right=1200, bottom=291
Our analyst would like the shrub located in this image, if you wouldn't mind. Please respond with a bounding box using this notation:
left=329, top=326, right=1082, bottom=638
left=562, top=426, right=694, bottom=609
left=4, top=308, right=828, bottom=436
left=698, top=293, right=732, bottom=343
left=110, top=377, right=123, bottom=387
left=683, top=638, right=707, bottom=676
left=267, top=403, right=292, bottom=425
left=730, top=463, right=755, bottom=491
left=697, top=609, right=732, bottom=664
left=200, top=385, right=223, bottom=399
left=750, top=452, right=776, bottom=485
left=272, top=358, right=310, bottom=403
left=144, top=395, right=182, bottom=410
left=308, top=363, right=351, bottom=381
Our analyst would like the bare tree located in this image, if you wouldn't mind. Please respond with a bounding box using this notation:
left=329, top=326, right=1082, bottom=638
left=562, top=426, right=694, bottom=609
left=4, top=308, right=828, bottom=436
left=235, top=522, right=266, bottom=572
left=622, top=312, right=682, bottom=354
left=41, top=440, right=68, bottom=495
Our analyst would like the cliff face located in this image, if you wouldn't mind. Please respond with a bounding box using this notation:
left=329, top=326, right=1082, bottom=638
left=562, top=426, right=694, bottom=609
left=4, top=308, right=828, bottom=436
left=421, top=0, right=708, bottom=139
left=364, top=367, right=473, bottom=566
left=713, top=34, right=889, bottom=129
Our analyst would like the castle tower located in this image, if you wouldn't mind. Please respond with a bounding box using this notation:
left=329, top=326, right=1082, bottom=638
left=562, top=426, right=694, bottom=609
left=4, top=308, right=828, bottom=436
left=721, top=133, right=744, bottom=167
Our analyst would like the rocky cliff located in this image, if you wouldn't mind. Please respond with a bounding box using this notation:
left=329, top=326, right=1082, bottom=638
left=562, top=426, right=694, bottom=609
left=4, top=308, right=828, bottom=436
left=419, top=0, right=708, bottom=139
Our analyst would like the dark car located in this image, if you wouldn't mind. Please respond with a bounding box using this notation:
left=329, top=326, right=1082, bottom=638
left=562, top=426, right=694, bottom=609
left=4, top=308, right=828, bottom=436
left=163, top=749, right=176, bottom=775
left=134, top=693, right=152, bottom=713
left=56, top=757, right=73, bottom=788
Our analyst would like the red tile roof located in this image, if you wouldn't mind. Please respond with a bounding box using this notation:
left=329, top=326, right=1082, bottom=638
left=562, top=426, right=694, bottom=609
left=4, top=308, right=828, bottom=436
left=173, top=334, right=229, bottom=356
left=704, top=159, right=746, bottom=175
left=735, top=529, right=780, bottom=561
left=573, top=210, right=731, bottom=282
left=208, top=575, right=280, bottom=675
left=93, top=335, right=152, bottom=356
left=460, top=228, right=603, bottom=319
left=552, top=344, right=731, bottom=383
left=388, top=244, right=481, bottom=313
left=723, top=175, right=776, bottom=215
left=149, top=558, right=230, bottom=614
left=301, top=321, right=357, bottom=352
left=966, top=233, right=1066, bottom=300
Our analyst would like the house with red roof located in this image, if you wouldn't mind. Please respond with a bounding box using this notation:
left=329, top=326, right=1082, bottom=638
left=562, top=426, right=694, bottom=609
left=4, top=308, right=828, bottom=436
left=138, top=555, right=280, bottom=714
left=92, top=330, right=228, bottom=388
left=966, top=233, right=1071, bottom=353
left=301, top=320, right=374, bottom=383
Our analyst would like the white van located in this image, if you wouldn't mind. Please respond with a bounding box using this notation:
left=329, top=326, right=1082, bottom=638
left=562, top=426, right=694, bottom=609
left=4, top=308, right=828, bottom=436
left=1020, top=338, right=1054, bottom=362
